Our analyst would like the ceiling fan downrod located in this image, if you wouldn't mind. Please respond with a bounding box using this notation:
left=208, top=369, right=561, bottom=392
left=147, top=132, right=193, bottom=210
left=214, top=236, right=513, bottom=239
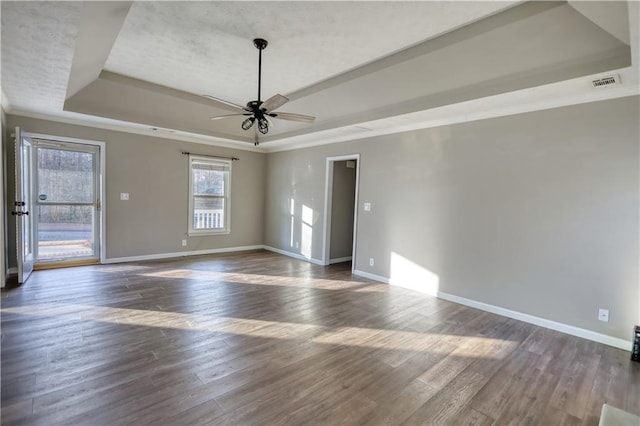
left=254, top=38, right=268, bottom=104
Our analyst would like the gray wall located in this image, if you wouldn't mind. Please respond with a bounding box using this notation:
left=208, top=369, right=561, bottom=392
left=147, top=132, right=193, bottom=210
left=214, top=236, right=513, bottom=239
left=265, top=147, right=329, bottom=262
left=264, top=96, right=639, bottom=340
left=3, top=96, right=638, bottom=341
left=4, top=115, right=265, bottom=264
left=330, top=160, right=356, bottom=261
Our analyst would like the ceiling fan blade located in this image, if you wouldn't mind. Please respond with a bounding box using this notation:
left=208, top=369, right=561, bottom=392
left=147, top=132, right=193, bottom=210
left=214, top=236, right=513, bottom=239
left=260, top=94, right=289, bottom=112
left=202, top=95, right=248, bottom=111
left=210, top=113, right=250, bottom=120
left=271, top=112, right=316, bottom=123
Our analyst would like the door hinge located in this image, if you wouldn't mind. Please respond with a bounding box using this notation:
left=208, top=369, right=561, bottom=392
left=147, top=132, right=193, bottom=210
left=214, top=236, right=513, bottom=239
left=96, top=199, right=101, bottom=210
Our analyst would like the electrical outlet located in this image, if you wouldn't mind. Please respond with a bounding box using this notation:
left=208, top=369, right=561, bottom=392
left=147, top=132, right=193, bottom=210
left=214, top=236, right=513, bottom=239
left=120, top=192, right=129, bottom=201
left=369, top=258, right=375, bottom=266
left=181, top=239, right=187, bottom=247
left=598, top=308, right=609, bottom=322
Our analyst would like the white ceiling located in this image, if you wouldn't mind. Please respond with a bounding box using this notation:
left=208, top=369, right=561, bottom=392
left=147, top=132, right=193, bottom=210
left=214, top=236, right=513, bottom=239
left=1, top=2, right=82, bottom=113
left=104, top=1, right=515, bottom=105
left=1, top=1, right=638, bottom=152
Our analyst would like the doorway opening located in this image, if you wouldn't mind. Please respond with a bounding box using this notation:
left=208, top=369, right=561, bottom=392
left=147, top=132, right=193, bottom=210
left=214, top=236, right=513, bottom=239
left=15, top=130, right=105, bottom=277
left=322, top=154, right=360, bottom=273
left=33, top=139, right=100, bottom=263
left=33, top=138, right=103, bottom=266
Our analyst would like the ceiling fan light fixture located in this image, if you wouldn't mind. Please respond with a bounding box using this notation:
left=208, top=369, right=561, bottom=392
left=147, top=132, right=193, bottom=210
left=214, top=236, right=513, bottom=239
left=258, top=118, right=269, bottom=134
left=241, top=117, right=255, bottom=130
left=204, top=38, right=315, bottom=146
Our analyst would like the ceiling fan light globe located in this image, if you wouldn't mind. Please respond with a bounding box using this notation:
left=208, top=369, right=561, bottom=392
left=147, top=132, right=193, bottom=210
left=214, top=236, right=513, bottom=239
left=241, top=117, right=255, bottom=130
left=258, top=118, right=269, bottom=134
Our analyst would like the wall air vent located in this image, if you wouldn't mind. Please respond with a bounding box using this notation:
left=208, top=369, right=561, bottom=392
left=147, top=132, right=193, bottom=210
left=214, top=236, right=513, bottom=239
left=592, top=75, right=620, bottom=88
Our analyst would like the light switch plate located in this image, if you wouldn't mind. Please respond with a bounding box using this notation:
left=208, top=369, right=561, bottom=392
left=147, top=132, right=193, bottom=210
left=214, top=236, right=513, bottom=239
left=364, top=202, right=371, bottom=212
left=120, top=193, right=129, bottom=201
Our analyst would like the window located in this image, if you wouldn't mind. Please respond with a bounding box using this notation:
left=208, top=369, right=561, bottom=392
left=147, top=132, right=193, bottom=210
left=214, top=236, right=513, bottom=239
left=188, top=156, right=231, bottom=235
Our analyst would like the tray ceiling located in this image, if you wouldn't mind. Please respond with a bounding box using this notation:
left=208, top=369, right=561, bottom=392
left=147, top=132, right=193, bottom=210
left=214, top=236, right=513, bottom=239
left=1, top=1, right=637, bottom=152
left=104, top=1, right=515, bottom=105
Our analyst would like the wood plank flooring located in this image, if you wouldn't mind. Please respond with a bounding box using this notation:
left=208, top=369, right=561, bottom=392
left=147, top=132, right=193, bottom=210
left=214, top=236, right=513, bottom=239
left=1, top=250, right=638, bottom=425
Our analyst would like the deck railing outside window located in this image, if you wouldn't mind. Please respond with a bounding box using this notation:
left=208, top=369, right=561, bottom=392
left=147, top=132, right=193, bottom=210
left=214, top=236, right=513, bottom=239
left=193, top=209, right=224, bottom=229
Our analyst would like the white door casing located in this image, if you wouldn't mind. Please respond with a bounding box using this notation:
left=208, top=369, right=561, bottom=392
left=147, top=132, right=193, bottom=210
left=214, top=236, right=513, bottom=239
left=13, top=127, right=34, bottom=283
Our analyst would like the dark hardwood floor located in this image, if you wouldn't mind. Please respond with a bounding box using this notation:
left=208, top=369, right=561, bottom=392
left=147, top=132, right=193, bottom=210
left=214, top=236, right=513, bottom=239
left=1, top=250, right=638, bottom=425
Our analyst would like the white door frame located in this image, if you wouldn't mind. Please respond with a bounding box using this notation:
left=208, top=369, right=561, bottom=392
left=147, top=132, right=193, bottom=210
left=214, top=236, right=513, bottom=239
left=24, top=132, right=106, bottom=264
left=1, top=122, right=5, bottom=286
left=322, top=154, right=360, bottom=273
left=14, top=128, right=34, bottom=283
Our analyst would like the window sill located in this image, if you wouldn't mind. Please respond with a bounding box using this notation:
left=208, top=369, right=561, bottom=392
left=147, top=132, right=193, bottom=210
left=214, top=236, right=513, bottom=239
left=188, top=230, right=230, bottom=237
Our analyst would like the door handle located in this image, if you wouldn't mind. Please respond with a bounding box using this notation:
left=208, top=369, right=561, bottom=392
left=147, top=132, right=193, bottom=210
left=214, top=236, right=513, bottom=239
left=11, top=211, right=29, bottom=216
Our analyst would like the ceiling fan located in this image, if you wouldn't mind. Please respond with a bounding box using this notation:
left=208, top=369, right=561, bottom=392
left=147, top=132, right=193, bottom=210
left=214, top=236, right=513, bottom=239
left=204, top=38, right=315, bottom=146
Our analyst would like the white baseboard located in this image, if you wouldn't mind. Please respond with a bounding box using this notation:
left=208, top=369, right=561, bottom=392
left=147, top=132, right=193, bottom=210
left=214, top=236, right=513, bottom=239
left=436, top=291, right=632, bottom=351
left=48, top=244, right=325, bottom=267
left=353, top=270, right=632, bottom=351
left=353, top=269, right=390, bottom=284
left=103, top=245, right=264, bottom=264
left=330, top=256, right=352, bottom=264
left=262, top=245, right=324, bottom=266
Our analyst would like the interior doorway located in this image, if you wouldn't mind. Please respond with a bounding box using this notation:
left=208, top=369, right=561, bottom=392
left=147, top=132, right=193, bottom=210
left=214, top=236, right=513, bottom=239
left=322, top=154, right=360, bottom=272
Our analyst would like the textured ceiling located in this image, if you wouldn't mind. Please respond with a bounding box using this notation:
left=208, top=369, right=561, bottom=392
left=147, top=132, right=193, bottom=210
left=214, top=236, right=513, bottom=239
left=1, top=1, right=82, bottom=113
left=1, top=1, right=637, bottom=151
left=103, top=1, right=515, bottom=105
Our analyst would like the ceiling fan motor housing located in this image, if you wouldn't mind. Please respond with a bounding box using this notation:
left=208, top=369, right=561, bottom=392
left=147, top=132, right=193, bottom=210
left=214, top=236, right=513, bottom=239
left=253, top=38, right=268, bottom=50
left=247, top=100, right=262, bottom=111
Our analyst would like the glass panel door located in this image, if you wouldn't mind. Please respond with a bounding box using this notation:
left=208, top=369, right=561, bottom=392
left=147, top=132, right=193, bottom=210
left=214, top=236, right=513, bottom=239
left=14, top=127, right=34, bottom=283
left=34, top=142, right=100, bottom=262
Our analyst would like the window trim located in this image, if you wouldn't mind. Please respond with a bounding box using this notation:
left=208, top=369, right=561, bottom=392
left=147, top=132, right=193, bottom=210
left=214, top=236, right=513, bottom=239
left=188, top=155, right=231, bottom=236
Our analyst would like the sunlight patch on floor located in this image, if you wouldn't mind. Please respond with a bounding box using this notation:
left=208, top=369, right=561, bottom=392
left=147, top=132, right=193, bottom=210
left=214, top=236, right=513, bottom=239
left=1, top=303, right=513, bottom=357
left=139, top=269, right=365, bottom=290
left=97, top=265, right=153, bottom=273
left=352, top=283, right=390, bottom=293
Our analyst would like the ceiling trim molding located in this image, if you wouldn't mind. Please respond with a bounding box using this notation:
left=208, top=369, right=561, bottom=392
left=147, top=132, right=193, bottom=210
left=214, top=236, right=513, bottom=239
left=263, top=82, right=640, bottom=153
left=4, top=108, right=265, bottom=153
left=271, top=47, right=632, bottom=143
left=6, top=75, right=638, bottom=156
